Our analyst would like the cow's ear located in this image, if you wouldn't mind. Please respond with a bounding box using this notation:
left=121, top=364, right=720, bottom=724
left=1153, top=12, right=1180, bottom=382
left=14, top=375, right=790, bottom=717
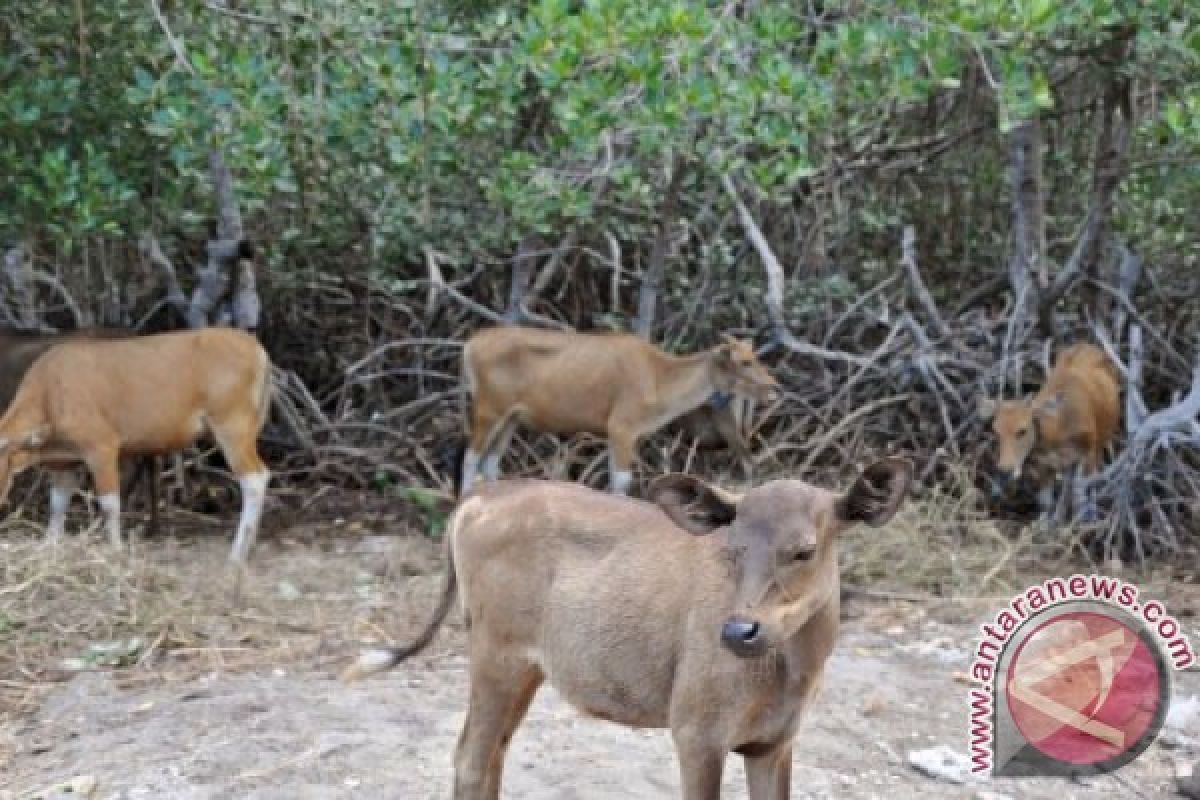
left=977, top=396, right=997, bottom=421
left=835, top=458, right=913, bottom=528
left=648, top=474, right=740, bottom=536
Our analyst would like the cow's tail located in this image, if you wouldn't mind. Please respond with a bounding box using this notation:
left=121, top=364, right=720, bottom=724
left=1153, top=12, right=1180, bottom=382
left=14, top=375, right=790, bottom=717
left=450, top=340, right=476, bottom=497
left=340, top=532, right=459, bottom=683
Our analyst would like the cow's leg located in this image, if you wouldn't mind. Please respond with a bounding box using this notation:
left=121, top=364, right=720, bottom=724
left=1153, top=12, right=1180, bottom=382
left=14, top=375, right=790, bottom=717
left=45, top=468, right=79, bottom=541
left=212, top=413, right=270, bottom=563
left=671, top=731, right=724, bottom=800
left=453, top=662, right=543, bottom=800
left=606, top=423, right=638, bottom=495
left=120, top=456, right=161, bottom=538
left=463, top=409, right=501, bottom=493
left=83, top=446, right=123, bottom=549
left=170, top=451, right=187, bottom=506
left=481, top=415, right=519, bottom=482
left=1056, top=462, right=1084, bottom=525
left=146, top=456, right=161, bottom=538
left=744, top=741, right=792, bottom=800
left=460, top=448, right=482, bottom=494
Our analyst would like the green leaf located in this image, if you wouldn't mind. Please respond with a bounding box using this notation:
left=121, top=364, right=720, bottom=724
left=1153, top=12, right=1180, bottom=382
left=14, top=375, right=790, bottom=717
left=1032, top=72, right=1053, bottom=110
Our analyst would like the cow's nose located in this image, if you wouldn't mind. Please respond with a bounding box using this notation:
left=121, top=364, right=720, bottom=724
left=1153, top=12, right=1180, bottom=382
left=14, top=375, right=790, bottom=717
left=721, top=616, right=764, bottom=657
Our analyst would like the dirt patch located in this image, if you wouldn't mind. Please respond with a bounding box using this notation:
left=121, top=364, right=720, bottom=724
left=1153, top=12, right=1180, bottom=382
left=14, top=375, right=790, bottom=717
left=2, top=520, right=1198, bottom=799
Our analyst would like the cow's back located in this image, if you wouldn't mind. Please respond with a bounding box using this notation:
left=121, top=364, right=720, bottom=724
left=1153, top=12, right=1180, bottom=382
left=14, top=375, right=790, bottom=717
left=450, top=480, right=715, bottom=726
left=0, top=328, right=131, bottom=409
left=25, top=329, right=266, bottom=452
left=1042, top=343, right=1121, bottom=447
left=1054, top=343, right=1119, bottom=384
left=464, top=328, right=654, bottom=431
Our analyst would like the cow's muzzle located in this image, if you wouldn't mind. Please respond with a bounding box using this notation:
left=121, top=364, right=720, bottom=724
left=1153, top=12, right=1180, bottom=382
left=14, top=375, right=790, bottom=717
left=721, top=616, right=766, bottom=658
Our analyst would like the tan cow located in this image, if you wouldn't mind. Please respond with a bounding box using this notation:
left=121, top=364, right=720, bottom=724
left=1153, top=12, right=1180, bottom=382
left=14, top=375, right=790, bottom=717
left=343, top=458, right=913, bottom=799
left=459, top=327, right=780, bottom=494
left=0, top=328, right=273, bottom=561
left=979, top=342, right=1120, bottom=517
left=0, top=327, right=161, bottom=538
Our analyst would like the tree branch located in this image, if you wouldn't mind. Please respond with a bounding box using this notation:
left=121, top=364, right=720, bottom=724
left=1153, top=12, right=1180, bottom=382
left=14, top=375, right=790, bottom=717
left=1005, top=117, right=1044, bottom=343
left=635, top=155, right=687, bottom=338
left=899, top=225, right=951, bottom=341
left=1036, top=38, right=1134, bottom=336
left=722, top=174, right=869, bottom=367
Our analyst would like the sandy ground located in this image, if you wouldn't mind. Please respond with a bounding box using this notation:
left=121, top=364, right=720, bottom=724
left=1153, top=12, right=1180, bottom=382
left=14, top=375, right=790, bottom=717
left=3, top=527, right=1198, bottom=800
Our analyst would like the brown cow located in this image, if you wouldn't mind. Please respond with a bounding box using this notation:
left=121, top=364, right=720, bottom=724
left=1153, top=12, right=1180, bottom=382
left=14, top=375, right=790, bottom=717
left=459, top=327, right=780, bottom=494
left=0, top=328, right=160, bottom=538
left=978, top=342, right=1120, bottom=518
left=0, top=328, right=272, bottom=561
left=343, top=458, right=913, bottom=799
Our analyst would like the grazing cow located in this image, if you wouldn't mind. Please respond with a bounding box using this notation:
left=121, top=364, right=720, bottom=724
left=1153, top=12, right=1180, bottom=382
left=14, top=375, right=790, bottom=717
left=459, top=327, right=780, bottom=494
left=0, top=328, right=160, bottom=538
left=0, top=328, right=272, bottom=562
left=978, top=342, right=1120, bottom=518
left=343, top=458, right=913, bottom=799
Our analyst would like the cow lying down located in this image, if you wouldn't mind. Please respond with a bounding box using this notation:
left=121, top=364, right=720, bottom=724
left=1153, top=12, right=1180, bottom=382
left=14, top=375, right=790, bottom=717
left=344, top=458, right=913, bottom=800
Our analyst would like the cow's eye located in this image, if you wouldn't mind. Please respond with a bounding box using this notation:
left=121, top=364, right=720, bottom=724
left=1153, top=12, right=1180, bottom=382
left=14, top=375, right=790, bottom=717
left=1016, top=427, right=1028, bottom=437
left=791, top=549, right=815, bottom=563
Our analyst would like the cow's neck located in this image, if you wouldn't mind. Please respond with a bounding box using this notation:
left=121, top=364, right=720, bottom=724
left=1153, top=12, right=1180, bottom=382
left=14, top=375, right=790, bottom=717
left=651, top=351, right=721, bottom=420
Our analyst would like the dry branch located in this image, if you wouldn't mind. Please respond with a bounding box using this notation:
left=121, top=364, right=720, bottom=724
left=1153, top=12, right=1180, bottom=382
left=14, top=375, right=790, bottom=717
left=899, top=225, right=951, bottom=341
left=138, top=234, right=189, bottom=320
left=2, top=244, right=39, bottom=328
left=722, top=174, right=869, bottom=368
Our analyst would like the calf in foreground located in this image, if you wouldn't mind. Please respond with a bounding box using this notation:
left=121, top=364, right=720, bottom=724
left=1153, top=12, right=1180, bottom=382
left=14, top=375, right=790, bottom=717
left=344, top=458, right=913, bottom=799
left=459, top=326, right=780, bottom=495
left=979, top=342, right=1120, bottom=520
left=0, top=327, right=161, bottom=538
left=0, top=328, right=272, bottom=562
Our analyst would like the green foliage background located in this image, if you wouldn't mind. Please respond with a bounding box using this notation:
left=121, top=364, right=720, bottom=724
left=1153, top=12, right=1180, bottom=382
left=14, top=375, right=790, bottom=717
left=1, top=1, right=1197, bottom=332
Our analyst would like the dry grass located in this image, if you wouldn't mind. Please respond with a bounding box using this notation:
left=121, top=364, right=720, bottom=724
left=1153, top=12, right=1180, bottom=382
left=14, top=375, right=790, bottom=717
left=842, top=465, right=1114, bottom=600
left=0, top=516, right=441, bottom=730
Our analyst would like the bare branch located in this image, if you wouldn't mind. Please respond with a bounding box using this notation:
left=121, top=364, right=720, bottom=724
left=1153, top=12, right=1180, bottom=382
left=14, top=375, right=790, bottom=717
left=138, top=233, right=189, bottom=319
left=1037, top=45, right=1134, bottom=335
left=635, top=155, right=687, bottom=339
left=423, top=247, right=506, bottom=325
left=505, top=235, right=542, bottom=323
left=721, top=174, right=869, bottom=368
left=1005, top=118, right=1043, bottom=344
left=2, top=244, right=38, bottom=328
left=899, top=225, right=951, bottom=341
left=149, top=0, right=197, bottom=77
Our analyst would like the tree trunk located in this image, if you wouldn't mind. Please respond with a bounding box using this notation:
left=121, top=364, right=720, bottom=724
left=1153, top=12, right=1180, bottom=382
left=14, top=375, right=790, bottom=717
left=2, top=244, right=38, bottom=328
left=1036, top=35, right=1135, bottom=337
left=505, top=235, right=542, bottom=323
left=1005, top=117, right=1045, bottom=345
left=634, top=156, right=686, bottom=339
left=187, top=150, right=259, bottom=330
